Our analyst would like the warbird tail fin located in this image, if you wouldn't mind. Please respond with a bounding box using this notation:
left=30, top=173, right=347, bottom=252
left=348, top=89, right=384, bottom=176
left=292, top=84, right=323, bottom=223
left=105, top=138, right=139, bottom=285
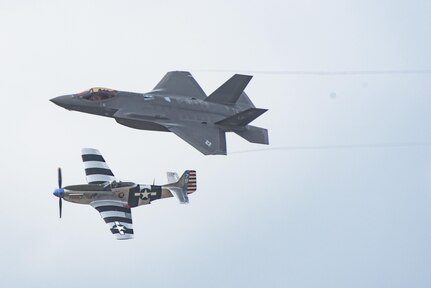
left=163, top=170, right=197, bottom=204
left=205, top=74, right=252, bottom=105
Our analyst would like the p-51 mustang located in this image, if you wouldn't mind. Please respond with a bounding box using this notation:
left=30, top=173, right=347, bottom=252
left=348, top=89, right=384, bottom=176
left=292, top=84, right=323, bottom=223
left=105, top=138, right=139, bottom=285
left=53, top=148, right=196, bottom=240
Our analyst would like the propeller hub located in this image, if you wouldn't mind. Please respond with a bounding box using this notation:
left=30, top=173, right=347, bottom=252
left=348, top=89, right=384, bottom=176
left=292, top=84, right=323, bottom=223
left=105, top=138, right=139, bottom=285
left=53, top=188, right=65, bottom=198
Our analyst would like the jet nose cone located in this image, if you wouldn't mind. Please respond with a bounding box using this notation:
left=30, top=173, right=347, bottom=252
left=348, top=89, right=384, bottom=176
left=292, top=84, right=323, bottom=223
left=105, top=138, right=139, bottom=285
left=53, top=188, right=65, bottom=198
left=50, top=95, right=74, bottom=109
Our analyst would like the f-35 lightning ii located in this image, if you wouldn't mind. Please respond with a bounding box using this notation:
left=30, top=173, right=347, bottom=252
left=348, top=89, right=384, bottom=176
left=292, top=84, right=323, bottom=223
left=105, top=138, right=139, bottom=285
left=53, top=148, right=196, bottom=240
left=50, top=71, right=269, bottom=155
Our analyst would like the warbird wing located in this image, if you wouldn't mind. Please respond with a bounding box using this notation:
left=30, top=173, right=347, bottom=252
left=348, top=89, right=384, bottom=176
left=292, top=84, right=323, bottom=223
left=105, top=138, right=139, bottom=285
left=152, top=71, right=207, bottom=99
left=91, top=200, right=134, bottom=240
left=167, top=123, right=227, bottom=155
left=81, top=148, right=117, bottom=184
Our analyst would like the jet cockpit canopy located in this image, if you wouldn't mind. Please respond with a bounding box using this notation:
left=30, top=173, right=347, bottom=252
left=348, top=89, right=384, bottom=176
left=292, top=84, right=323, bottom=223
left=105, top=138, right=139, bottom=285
left=77, top=87, right=117, bottom=101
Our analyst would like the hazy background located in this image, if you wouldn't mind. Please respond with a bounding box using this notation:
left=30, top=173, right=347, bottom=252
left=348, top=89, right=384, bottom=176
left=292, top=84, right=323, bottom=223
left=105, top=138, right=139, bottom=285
left=1, top=1, right=430, bottom=287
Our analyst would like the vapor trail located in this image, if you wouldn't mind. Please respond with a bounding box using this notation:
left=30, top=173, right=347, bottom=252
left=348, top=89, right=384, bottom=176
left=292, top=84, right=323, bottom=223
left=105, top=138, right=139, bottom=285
left=230, top=142, right=431, bottom=154
left=195, top=69, right=431, bottom=76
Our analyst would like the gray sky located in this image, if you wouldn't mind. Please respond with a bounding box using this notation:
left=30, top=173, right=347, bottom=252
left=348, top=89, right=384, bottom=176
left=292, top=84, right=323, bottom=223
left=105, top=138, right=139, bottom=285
left=1, top=1, right=430, bottom=287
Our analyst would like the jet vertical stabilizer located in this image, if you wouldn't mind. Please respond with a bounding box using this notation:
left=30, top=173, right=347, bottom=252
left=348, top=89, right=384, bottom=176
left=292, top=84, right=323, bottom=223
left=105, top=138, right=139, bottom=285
left=236, top=91, right=256, bottom=110
left=205, top=74, right=252, bottom=105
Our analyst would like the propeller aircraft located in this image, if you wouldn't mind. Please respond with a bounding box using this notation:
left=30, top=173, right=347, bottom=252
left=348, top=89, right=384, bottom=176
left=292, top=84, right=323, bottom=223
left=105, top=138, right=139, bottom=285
left=53, top=148, right=196, bottom=240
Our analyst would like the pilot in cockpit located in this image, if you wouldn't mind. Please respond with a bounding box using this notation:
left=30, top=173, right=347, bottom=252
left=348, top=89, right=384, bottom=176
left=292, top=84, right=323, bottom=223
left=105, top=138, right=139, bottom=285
left=110, top=180, right=120, bottom=188
left=78, top=88, right=117, bottom=101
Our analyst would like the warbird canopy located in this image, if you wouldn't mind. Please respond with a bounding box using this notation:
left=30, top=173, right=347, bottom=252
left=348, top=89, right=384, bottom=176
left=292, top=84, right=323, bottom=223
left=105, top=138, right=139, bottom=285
left=51, top=71, right=269, bottom=155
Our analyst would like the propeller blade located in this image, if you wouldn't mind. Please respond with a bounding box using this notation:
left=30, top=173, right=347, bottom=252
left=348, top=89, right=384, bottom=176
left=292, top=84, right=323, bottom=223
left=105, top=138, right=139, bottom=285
left=59, top=198, right=62, bottom=218
left=58, top=167, right=62, bottom=188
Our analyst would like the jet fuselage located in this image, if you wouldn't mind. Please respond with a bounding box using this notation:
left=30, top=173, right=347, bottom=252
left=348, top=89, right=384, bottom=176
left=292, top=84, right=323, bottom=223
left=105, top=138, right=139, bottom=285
left=51, top=91, right=240, bottom=131
left=50, top=72, right=269, bottom=155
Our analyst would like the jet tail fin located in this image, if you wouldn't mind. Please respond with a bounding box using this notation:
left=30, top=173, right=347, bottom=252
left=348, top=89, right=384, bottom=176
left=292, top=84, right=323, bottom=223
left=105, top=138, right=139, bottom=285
left=235, top=125, right=269, bottom=144
left=236, top=91, right=256, bottom=109
left=205, top=74, right=252, bottom=105
left=215, top=108, right=267, bottom=127
left=162, top=170, right=197, bottom=204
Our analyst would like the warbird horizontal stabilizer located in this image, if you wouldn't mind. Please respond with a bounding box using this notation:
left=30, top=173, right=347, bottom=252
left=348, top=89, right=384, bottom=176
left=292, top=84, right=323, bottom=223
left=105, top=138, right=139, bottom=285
left=52, top=148, right=197, bottom=240
left=50, top=71, right=269, bottom=155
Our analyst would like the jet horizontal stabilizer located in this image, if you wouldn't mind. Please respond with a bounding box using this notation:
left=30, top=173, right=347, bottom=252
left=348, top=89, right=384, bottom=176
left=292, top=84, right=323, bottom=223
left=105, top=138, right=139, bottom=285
left=235, top=125, right=269, bottom=144
left=215, top=108, right=267, bottom=127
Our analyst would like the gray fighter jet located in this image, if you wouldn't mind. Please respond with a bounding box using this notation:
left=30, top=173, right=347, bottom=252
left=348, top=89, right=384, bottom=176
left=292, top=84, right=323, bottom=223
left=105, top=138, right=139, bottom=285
left=53, top=148, right=197, bottom=240
left=50, top=71, right=269, bottom=155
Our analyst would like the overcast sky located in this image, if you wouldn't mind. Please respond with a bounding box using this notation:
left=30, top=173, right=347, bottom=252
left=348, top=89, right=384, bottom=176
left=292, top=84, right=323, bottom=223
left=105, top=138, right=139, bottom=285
left=1, top=1, right=430, bottom=287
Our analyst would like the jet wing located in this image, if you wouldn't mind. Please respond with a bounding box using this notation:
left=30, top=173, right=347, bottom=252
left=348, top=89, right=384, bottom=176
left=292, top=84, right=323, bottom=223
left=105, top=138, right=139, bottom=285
left=82, top=148, right=117, bottom=184
left=152, top=71, right=207, bottom=99
left=112, top=112, right=226, bottom=155
left=91, top=200, right=134, bottom=240
left=166, top=123, right=227, bottom=155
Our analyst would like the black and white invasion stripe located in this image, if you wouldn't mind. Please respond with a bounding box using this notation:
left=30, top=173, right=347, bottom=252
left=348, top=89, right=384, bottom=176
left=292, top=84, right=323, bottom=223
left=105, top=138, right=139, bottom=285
left=91, top=200, right=134, bottom=240
left=81, top=148, right=117, bottom=184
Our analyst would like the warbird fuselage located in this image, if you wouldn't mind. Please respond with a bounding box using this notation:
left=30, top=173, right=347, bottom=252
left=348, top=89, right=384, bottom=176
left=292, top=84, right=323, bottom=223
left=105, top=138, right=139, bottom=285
left=50, top=71, right=269, bottom=155
left=55, top=182, right=176, bottom=206
left=53, top=148, right=196, bottom=240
